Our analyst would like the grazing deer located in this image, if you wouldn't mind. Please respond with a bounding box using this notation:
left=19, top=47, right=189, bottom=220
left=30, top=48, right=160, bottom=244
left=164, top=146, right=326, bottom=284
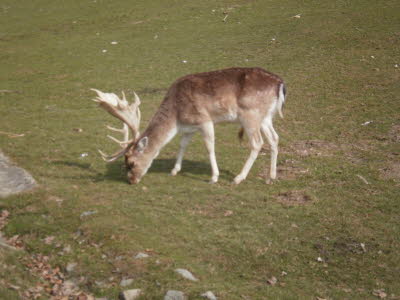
left=91, top=67, right=286, bottom=184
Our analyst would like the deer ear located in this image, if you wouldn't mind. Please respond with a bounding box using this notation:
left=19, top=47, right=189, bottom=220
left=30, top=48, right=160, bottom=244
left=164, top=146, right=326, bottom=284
left=137, top=137, right=148, bottom=152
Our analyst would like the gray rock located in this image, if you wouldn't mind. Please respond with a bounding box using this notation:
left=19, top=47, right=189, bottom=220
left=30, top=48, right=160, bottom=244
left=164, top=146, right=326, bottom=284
left=175, top=268, right=198, bottom=281
left=201, top=291, right=217, bottom=300
left=164, top=290, right=186, bottom=300
left=0, top=150, right=36, bottom=198
left=119, top=289, right=142, bottom=300
left=120, top=278, right=134, bottom=287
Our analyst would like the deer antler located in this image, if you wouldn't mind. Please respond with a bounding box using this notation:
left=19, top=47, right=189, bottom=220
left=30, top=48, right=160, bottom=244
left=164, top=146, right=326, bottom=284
left=91, top=89, right=141, bottom=162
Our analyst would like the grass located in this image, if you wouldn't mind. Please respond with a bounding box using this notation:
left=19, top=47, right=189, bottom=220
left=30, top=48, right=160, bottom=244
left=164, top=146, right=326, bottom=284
left=1, top=0, right=399, bottom=299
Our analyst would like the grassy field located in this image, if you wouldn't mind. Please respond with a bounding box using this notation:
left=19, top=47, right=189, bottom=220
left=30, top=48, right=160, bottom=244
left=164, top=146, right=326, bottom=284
left=1, top=0, right=399, bottom=299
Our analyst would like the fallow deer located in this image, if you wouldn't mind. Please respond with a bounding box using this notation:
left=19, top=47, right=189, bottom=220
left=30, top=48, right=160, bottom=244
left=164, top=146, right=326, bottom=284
left=91, top=67, right=286, bottom=184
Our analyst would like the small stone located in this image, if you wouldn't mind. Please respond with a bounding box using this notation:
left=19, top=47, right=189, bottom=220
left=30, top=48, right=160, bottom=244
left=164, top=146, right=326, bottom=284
left=120, top=278, right=134, bottom=287
left=201, top=291, right=217, bottom=300
left=66, top=262, right=78, bottom=273
left=80, top=210, right=97, bottom=218
left=164, top=290, right=186, bottom=300
left=175, top=268, right=198, bottom=281
left=134, top=252, right=149, bottom=259
left=119, top=289, right=141, bottom=300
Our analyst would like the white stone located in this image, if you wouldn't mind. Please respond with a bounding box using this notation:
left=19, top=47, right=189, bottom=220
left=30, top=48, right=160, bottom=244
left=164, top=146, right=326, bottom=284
left=175, top=268, right=198, bottom=281
left=134, top=252, right=149, bottom=259
left=119, top=289, right=142, bottom=300
left=201, top=291, right=217, bottom=300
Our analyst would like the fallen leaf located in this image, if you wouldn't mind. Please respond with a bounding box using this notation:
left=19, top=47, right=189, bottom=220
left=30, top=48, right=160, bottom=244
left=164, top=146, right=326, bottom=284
left=224, top=210, right=233, bottom=217
left=44, top=236, right=55, bottom=245
left=373, top=289, right=387, bottom=299
left=267, top=276, right=277, bottom=286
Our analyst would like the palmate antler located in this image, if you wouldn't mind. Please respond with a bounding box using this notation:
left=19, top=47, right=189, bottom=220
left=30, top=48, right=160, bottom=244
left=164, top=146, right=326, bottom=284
left=91, top=89, right=141, bottom=162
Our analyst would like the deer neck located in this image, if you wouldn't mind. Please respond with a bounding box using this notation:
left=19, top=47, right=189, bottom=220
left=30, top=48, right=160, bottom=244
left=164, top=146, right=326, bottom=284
left=140, top=100, right=178, bottom=159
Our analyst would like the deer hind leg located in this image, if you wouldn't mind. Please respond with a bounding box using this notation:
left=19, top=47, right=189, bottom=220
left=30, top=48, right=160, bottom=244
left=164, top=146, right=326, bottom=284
left=233, top=126, right=264, bottom=185
left=199, top=121, right=219, bottom=183
left=171, top=132, right=195, bottom=176
left=261, top=117, right=279, bottom=182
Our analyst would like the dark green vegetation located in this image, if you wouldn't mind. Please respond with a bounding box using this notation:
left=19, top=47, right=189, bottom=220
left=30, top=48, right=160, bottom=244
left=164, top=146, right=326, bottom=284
left=1, top=0, right=399, bottom=299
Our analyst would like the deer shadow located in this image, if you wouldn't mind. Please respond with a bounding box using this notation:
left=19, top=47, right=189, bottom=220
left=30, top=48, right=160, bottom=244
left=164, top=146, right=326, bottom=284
left=103, top=158, right=235, bottom=183
left=52, top=159, right=234, bottom=183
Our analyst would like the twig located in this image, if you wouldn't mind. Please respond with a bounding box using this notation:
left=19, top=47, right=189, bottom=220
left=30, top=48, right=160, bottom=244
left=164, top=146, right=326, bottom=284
left=0, top=90, right=20, bottom=94
left=356, top=174, right=369, bottom=185
left=0, top=131, right=25, bottom=138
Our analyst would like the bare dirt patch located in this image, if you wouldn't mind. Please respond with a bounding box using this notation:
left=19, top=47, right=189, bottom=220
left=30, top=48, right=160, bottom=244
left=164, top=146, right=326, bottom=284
left=380, top=162, right=400, bottom=183
left=278, top=159, right=309, bottom=180
left=389, top=124, right=400, bottom=143
left=257, top=158, right=309, bottom=181
left=280, top=140, right=341, bottom=157
left=276, top=190, right=313, bottom=206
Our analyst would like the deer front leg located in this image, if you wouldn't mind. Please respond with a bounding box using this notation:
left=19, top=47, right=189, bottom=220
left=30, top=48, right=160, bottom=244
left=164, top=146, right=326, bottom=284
left=171, top=132, right=195, bottom=176
left=200, top=122, right=219, bottom=183
left=233, top=128, right=263, bottom=185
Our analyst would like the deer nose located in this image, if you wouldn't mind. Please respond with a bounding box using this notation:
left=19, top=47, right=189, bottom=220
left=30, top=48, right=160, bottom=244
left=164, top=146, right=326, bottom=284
left=127, top=171, right=140, bottom=184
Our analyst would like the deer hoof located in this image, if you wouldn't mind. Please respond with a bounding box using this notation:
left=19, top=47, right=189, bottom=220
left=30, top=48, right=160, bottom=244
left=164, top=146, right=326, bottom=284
left=233, top=175, right=244, bottom=185
left=265, top=178, right=276, bottom=185
left=170, top=167, right=180, bottom=176
left=209, top=176, right=218, bottom=184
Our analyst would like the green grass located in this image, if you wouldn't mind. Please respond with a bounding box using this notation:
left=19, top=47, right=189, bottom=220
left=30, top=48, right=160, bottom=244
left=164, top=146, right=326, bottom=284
left=1, top=0, right=399, bottom=299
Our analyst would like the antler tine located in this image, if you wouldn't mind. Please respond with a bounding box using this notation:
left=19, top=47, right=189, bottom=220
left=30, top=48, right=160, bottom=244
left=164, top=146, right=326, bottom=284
left=133, top=91, right=141, bottom=105
left=97, top=148, right=128, bottom=162
left=121, top=91, right=127, bottom=102
left=106, top=125, right=125, bottom=133
left=107, top=135, right=133, bottom=147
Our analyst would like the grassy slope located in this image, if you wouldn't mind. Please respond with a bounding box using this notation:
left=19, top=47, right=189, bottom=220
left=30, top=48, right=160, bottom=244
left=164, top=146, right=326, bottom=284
left=0, top=0, right=399, bottom=299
